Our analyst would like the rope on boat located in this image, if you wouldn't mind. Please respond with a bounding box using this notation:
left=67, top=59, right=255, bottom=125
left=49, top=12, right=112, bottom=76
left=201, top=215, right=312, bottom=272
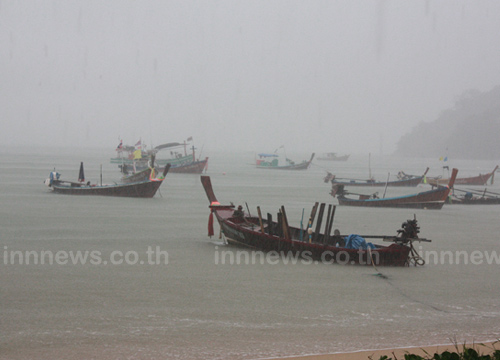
left=407, top=241, right=425, bottom=266
left=368, top=247, right=388, bottom=279
left=369, top=245, right=446, bottom=313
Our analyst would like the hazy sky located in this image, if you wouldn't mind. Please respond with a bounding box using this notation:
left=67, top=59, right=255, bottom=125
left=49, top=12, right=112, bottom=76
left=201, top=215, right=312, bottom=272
left=2, top=1, right=500, bottom=154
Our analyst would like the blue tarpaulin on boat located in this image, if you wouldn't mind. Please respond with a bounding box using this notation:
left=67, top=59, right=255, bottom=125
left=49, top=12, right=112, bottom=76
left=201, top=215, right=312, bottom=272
left=344, top=234, right=375, bottom=250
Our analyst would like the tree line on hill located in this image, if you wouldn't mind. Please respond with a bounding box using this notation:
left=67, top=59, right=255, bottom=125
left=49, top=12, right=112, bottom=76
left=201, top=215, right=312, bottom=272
left=395, top=86, right=500, bottom=160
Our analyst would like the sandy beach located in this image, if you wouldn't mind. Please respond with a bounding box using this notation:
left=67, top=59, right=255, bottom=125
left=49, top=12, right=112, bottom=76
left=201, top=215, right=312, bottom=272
left=263, top=341, right=499, bottom=360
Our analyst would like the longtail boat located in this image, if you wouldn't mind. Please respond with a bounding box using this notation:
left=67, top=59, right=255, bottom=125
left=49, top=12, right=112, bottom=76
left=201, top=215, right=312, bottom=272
left=121, top=167, right=154, bottom=183
left=200, top=176, right=431, bottom=267
left=330, top=168, right=458, bottom=209
left=45, top=163, right=170, bottom=198
left=317, top=153, right=350, bottom=161
left=256, top=153, right=315, bottom=170
left=448, top=187, right=500, bottom=205
left=121, top=154, right=156, bottom=183
left=325, top=168, right=429, bottom=187
left=166, top=158, right=208, bottom=174
left=427, top=165, right=498, bottom=186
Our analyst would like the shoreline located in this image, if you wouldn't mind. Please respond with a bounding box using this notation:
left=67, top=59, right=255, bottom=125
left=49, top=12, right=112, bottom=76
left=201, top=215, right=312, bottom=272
left=260, top=341, right=499, bottom=360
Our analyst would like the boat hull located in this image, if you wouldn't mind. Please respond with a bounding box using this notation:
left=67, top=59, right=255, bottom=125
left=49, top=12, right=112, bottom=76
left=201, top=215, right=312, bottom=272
left=121, top=168, right=153, bottom=183
left=450, top=197, right=500, bottom=205
left=130, top=158, right=208, bottom=174
left=167, top=158, right=208, bottom=174
left=331, top=177, right=424, bottom=187
left=51, top=179, right=164, bottom=198
left=332, top=169, right=457, bottom=209
left=218, top=217, right=410, bottom=266
left=336, top=189, right=448, bottom=209
left=256, top=153, right=315, bottom=170
left=201, top=175, right=420, bottom=267
left=428, top=165, right=498, bottom=186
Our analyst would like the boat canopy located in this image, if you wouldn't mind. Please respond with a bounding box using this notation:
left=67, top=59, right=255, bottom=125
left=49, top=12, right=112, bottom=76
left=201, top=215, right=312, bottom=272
left=154, top=142, right=183, bottom=151
left=258, top=153, right=279, bottom=158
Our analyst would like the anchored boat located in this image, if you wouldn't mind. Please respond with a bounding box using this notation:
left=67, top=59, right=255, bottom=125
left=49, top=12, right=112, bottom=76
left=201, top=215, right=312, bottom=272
left=201, top=176, right=430, bottom=266
left=45, top=163, right=170, bottom=198
left=330, top=169, right=458, bottom=209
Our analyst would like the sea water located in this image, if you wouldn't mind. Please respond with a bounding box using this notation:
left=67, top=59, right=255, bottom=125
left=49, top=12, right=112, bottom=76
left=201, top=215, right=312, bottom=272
left=1, top=147, right=499, bottom=359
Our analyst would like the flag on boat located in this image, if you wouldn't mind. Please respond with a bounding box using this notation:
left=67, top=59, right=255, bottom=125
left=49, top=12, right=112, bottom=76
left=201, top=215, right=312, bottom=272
left=116, top=140, right=123, bottom=150
left=78, top=162, right=85, bottom=182
left=135, top=139, right=142, bottom=149
left=186, top=136, right=193, bottom=142
left=133, top=149, right=142, bottom=160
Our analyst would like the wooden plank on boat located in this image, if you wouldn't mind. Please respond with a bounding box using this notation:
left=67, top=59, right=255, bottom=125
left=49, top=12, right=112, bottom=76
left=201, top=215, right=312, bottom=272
left=309, top=202, right=319, bottom=225
left=313, top=203, right=326, bottom=243
left=257, top=206, right=265, bottom=233
left=326, top=205, right=336, bottom=242
left=267, top=213, right=273, bottom=235
left=323, top=205, right=337, bottom=244
left=281, top=205, right=291, bottom=241
left=277, top=211, right=283, bottom=239
left=323, top=204, right=332, bottom=244
left=307, top=202, right=319, bottom=243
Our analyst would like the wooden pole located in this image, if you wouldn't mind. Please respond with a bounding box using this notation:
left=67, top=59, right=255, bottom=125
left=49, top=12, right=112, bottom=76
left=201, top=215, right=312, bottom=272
left=267, top=213, right=273, bottom=235
left=277, top=211, right=283, bottom=238
left=323, top=204, right=332, bottom=244
left=382, top=172, right=390, bottom=198
left=368, top=153, right=372, bottom=180
left=281, top=206, right=291, bottom=241
left=245, top=202, right=251, bottom=217
left=313, top=203, right=325, bottom=243
left=309, top=202, right=319, bottom=225
left=257, top=206, right=265, bottom=233
left=300, top=208, right=305, bottom=242
left=308, top=202, right=319, bottom=243
left=326, top=205, right=336, bottom=243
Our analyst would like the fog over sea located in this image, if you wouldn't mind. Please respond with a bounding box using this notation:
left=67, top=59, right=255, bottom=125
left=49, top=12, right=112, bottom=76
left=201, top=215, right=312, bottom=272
left=1, top=147, right=499, bottom=360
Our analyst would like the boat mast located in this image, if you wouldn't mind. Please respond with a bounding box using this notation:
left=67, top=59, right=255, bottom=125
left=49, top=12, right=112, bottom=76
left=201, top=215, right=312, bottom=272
left=368, top=153, right=372, bottom=180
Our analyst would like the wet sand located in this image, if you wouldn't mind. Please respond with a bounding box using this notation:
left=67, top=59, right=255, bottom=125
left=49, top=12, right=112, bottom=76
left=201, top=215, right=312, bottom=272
left=264, top=341, right=499, bottom=360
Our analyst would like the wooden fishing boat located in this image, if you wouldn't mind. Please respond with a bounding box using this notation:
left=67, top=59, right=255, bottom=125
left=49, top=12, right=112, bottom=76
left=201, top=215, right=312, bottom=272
left=120, top=154, right=157, bottom=183
left=256, top=153, right=315, bottom=170
left=317, top=152, right=350, bottom=161
left=45, top=163, right=170, bottom=198
left=167, top=158, right=208, bottom=174
left=121, top=167, right=154, bottom=183
left=201, top=176, right=431, bottom=267
left=325, top=168, right=429, bottom=187
left=427, top=165, right=498, bottom=186
left=114, top=139, right=209, bottom=174
left=448, top=188, right=500, bottom=205
left=330, top=169, right=458, bottom=209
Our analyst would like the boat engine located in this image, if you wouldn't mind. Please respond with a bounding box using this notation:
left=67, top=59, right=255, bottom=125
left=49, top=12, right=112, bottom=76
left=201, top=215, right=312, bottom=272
left=392, top=216, right=430, bottom=266
left=396, top=217, right=420, bottom=243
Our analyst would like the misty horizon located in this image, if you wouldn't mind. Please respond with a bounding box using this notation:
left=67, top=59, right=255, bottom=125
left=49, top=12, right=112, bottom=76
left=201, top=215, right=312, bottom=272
left=2, top=1, right=500, bottom=155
